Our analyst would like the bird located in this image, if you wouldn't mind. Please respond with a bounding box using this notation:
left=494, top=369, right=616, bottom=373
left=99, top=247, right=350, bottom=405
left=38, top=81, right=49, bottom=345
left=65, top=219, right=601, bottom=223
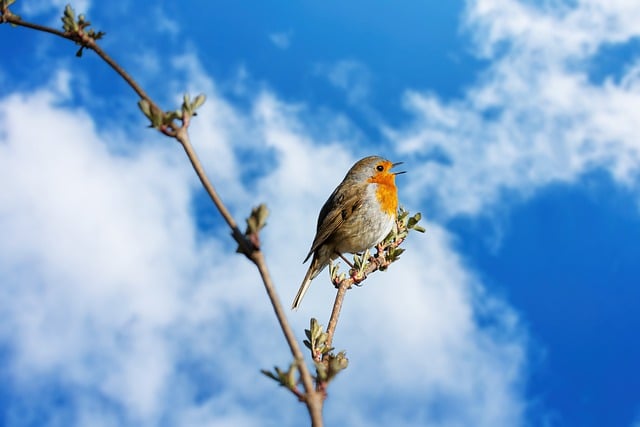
left=292, top=155, right=404, bottom=309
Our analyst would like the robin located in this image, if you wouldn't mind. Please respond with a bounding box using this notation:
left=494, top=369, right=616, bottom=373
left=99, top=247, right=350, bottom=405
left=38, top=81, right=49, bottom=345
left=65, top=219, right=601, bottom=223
left=292, top=155, right=404, bottom=309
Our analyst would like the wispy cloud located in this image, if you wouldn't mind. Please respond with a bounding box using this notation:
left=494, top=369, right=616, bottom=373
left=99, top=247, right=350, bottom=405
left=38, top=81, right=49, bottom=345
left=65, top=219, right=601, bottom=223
left=316, top=59, right=372, bottom=106
left=17, top=0, right=92, bottom=20
left=153, top=6, right=180, bottom=36
left=387, top=0, right=640, bottom=219
left=269, top=31, right=293, bottom=50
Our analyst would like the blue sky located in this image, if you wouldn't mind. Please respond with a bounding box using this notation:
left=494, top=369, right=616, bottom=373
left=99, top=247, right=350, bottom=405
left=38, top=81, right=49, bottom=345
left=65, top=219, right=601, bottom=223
left=1, top=1, right=640, bottom=426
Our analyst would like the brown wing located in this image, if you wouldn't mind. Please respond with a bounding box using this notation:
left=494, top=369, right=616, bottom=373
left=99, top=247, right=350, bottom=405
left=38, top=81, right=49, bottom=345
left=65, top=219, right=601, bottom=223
left=303, top=185, right=363, bottom=262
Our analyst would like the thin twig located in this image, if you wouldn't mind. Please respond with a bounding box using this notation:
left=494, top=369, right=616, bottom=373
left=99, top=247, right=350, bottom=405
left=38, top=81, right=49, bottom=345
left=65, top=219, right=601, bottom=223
left=175, top=126, right=253, bottom=255
left=86, top=40, right=153, bottom=103
left=4, top=15, right=65, bottom=36
left=324, top=242, right=394, bottom=349
left=176, top=129, right=314, bottom=380
left=325, top=279, right=350, bottom=351
left=4, top=13, right=156, bottom=111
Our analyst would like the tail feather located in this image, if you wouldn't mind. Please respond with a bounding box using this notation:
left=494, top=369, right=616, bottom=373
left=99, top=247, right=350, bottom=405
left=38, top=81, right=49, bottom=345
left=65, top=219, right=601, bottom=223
left=292, top=256, right=325, bottom=310
left=292, top=268, right=314, bottom=310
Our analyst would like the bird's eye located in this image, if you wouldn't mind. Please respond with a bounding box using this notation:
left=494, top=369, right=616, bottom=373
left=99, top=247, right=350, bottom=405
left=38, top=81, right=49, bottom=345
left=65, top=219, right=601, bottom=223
left=376, top=165, right=384, bottom=172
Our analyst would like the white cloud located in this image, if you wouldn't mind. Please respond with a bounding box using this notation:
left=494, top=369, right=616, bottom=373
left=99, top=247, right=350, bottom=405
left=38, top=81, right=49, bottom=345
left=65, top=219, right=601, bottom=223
left=467, top=0, right=640, bottom=58
left=153, top=6, right=180, bottom=36
left=387, top=0, right=640, bottom=219
left=0, top=65, right=528, bottom=427
left=316, top=59, right=373, bottom=106
left=18, top=0, right=92, bottom=19
left=269, top=31, right=293, bottom=50
left=0, top=82, right=192, bottom=419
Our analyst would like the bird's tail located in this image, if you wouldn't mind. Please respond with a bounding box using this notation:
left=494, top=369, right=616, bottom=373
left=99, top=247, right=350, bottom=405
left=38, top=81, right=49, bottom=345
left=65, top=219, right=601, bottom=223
left=292, top=258, right=322, bottom=310
left=292, top=268, right=314, bottom=310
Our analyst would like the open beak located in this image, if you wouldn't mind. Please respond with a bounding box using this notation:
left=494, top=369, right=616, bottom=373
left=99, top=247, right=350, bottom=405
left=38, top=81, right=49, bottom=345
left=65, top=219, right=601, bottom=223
left=392, top=161, right=406, bottom=175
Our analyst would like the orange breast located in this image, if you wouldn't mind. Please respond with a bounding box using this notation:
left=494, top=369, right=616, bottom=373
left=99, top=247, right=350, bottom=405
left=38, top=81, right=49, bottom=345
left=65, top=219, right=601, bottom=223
left=368, top=173, right=398, bottom=216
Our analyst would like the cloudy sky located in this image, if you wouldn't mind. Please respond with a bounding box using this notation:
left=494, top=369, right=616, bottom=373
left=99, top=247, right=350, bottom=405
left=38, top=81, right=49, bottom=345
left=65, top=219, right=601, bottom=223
left=1, top=1, right=640, bottom=426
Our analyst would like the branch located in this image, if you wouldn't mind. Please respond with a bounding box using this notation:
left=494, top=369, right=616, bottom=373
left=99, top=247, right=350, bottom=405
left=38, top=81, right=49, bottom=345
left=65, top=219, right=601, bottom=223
left=325, top=278, right=350, bottom=352
left=325, top=208, right=425, bottom=351
left=2, top=4, right=156, bottom=109
left=2, top=3, right=326, bottom=425
left=252, top=251, right=323, bottom=425
left=175, top=125, right=253, bottom=255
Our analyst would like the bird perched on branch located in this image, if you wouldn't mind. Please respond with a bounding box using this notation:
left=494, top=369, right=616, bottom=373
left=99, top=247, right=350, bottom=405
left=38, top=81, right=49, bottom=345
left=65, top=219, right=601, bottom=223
left=292, top=155, right=404, bottom=309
